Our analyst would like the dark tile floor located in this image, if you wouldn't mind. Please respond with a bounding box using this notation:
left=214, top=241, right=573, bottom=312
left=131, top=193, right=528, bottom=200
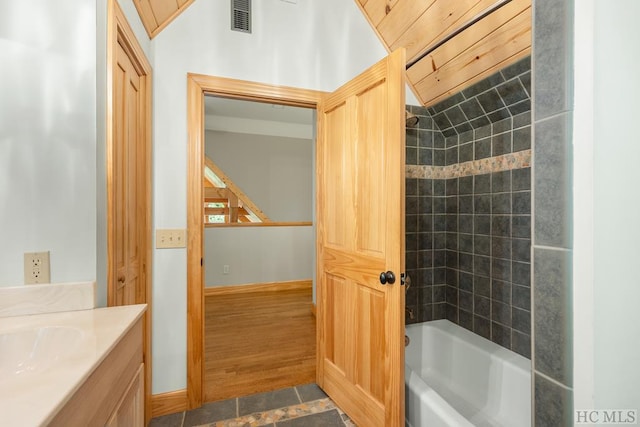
left=149, top=384, right=355, bottom=427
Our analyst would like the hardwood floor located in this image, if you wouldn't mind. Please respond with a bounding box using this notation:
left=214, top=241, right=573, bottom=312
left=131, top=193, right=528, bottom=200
left=204, top=287, right=316, bottom=402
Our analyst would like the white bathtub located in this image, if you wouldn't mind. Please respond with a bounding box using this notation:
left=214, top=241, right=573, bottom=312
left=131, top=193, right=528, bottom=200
left=405, top=320, right=531, bottom=427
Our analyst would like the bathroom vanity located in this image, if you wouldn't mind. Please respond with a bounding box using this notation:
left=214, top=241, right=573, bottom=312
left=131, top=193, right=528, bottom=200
left=0, top=283, right=146, bottom=426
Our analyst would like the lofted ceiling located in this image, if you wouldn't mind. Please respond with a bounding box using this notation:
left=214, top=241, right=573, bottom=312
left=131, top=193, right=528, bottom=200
left=355, top=0, right=531, bottom=107
left=132, top=0, right=531, bottom=108
left=133, top=0, right=194, bottom=38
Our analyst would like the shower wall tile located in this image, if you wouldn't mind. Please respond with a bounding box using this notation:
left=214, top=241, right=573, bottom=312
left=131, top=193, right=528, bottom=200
left=534, top=114, right=573, bottom=248
left=534, top=0, right=574, bottom=120
left=534, top=247, right=573, bottom=387
left=535, top=374, right=574, bottom=426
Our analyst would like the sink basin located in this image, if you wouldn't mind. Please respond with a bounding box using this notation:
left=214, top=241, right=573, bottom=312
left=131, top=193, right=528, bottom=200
left=0, top=326, right=84, bottom=379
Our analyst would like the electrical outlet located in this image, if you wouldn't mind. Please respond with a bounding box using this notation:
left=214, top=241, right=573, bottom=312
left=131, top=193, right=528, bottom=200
left=156, top=229, right=187, bottom=248
left=24, top=251, right=51, bottom=284
left=223, top=265, right=230, bottom=274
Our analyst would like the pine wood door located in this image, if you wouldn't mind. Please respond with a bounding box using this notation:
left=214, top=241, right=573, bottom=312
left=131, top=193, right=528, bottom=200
left=316, top=49, right=406, bottom=427
left=112, top=41, right=145, bottom=306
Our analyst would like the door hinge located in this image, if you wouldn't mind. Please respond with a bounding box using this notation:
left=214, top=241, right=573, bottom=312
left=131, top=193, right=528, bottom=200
left=201, top=258, right=203, bottom=267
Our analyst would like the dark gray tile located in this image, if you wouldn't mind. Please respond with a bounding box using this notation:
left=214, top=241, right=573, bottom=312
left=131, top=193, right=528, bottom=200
left=475, top=138, right=491, bottom=160
left=478, top=89, right=506, bottom=113
left=459, top=233, right=473, bottom=253
left=474, top=215, right=491, bottom=235
left=492, top=132, right=512, bottom=156
left=474, top=255, right=491, bottom=277
left=534, top=114, right=573, bottom=248
left=513, top=126, right=532, bottom=152
left=492, top=279, right=511, bottom=304
left=459, top=272, right=473, bottom=292
left=460, top=97, right=485, bottom=120
left=492, top=258, right=511, bottom=281
left=239, top=388, right=300, bottom=416
left=513, top=111, right=531, bottom=128
left=512, top=307, right=531, bottom=334
left=487, top=108, right=511, bottom=123
left=459, top=309, right=473, bottom=330
left=418, top=129, right=434, bottom=148
left=406, top=178, right=418, bottom=196
left=534, top=248, right=573, bottom=386
left=462, top=72, right=505, bottom=98
left=459, top=142, right=473, bottom=163
left=184, top=398, right=236, bottom=426
left=406, top=128, right=418, bottom=147
left=474, top=173, right=491, bottom=194
left=519, top=72, right=532, bottom=96
left=492, top=193, right=511, bottom=214
left=405, top=146, right=417, bottom=165
left=431, top=93, right=466, bottom=114
left=492, top=170, right=511, bottom=193
left=445, top=105, right=468, bottom=126
left=512, top=261, right=531, bottom=286
left=433, top=132, right=445, bottom=149
left=445, top=146, right=458, bottom=166
left=474, top=295, right=491, bottom=318
left=433, top=112, right=453, bottom=131
left=474, top=315, right=491, bottom=339
left=459, top=290, right=473, bottom=312
left=296, top=384, right=327, bottom=402
left=446, top=178, right=458, bottom=196
left=459, top=213, right=473, bottom=233
left=512, top=239, right=531, bottom=262
left=433, top=302, right=447, bottom=319
left=497, top=78, right=529, bottom=106
left=492, top=117, right=512, bottom=135
left=150, top=412, right=184, bottom=427
left=492, top=300, right=512, bottom=326
left=492, top=236, right=512, bottom=260
left=512, top=216, right=531, bottom=239
left=512, top=168, right=531, bottom=191
left=509, top=99, right=532, bottom=117
left=501, top=56, right=531, bottom=80
left=491, top=215, right=511, bottom=237
left=491, top=322, right=511, bottom=347
left=512, top=329, right=531, bottom=359
left=475, top=276, right=491, bottom=297
left=459, top=196, right=473, bottom=214
left=433, top=149, right=446, bottom=166
left=470, top=116, right=491, bottom=129
left=418, top=179, right=433, bottom=196
left=534, top=373, right=573, bottom=426
left=475, top=195, right=491, bottom=214
left=277, top=409, right=344, bottom=427
left=534, top=0, right=574, bottom=119
left=418, top=148, right=433, bottom=165
left=513, top=191, right=531, bottom=215
left=513, top=284, right=531, bottom=310
left=433, top=285, right=446, bottom=303
left=474, top=234, right=491, bottom=256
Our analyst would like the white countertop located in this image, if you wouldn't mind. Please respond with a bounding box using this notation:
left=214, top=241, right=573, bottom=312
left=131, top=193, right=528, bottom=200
left=0, top=304, right=146, bottom=426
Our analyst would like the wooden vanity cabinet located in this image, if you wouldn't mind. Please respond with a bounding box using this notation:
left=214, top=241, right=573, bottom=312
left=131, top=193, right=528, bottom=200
left=49, top=318, right=144, bottom=426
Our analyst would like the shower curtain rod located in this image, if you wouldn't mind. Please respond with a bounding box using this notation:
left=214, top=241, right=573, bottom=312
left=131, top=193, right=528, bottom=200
left=405, top=0, right=514, bottom=70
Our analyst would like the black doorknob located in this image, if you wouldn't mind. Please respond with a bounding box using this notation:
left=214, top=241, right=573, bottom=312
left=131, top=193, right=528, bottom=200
left=379, top=271, right=396, bottom=285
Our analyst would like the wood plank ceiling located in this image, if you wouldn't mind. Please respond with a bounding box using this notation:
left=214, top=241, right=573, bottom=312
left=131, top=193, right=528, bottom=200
left=355, top=0, right=531, bottom=107
left=133, top=0, right=195, bottom=39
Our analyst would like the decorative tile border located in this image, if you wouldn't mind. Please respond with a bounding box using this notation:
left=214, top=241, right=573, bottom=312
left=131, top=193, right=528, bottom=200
left=406, top=149, right=531, bottom=179
left=197, top=398, right=346, bottom=427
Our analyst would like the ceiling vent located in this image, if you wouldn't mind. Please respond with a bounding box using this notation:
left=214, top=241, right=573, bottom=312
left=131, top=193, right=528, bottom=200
left=231, top=0, right=251, bottom=33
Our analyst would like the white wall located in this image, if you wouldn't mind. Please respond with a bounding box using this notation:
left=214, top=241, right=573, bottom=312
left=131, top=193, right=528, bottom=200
left=205, top=227, right=312, bottom=287
left=0, top=1, right=97, bottom=288
left=150, top=0, right=388, bottom=393
left=205, top=130, right=313, bottom=221
left=574, top=0, right=640, bottom=411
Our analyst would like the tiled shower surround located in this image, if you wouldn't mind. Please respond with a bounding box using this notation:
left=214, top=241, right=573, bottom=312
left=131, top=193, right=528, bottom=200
left=404, top=56, right=532, bottom=358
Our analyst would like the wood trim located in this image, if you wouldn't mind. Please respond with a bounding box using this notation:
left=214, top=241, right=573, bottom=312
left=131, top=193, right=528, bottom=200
left=107, top=1, right=153, bottom=423
left=187, top=74, right=326, bottom=409
left=204, top=279, right=312, bottom=297
left=150, top=389, right=188, bottom=418
left=205, top=221, right=312, bottom=228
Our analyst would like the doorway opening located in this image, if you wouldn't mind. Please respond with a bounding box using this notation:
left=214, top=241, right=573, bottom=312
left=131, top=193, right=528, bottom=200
left=186, top=74, right=326, bottom=408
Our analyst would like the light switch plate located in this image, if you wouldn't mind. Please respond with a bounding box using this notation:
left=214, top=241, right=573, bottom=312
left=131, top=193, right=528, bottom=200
left=156, top=229, right=186, bottom=248
left=24, top=251, right=51, bottom=284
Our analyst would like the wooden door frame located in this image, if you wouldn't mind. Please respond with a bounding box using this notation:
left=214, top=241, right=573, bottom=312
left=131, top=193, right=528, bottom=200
left=186, top=74, right=326, bottom=408
left=106, top=0, right=153, bottom=422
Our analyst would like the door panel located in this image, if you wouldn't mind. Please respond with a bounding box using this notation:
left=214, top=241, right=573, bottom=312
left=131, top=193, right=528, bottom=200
left=114, top=41, right=144, bottom=306
left=317, top=49, right=406, bottom=427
